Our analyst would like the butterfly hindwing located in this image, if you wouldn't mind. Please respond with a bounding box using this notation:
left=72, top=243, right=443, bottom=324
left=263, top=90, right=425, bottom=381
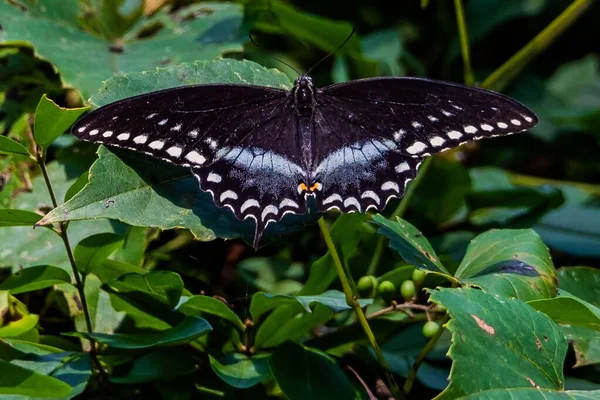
left=318, top=77, right=538, bottom=158
left=190, top=109, right=307, bottom=248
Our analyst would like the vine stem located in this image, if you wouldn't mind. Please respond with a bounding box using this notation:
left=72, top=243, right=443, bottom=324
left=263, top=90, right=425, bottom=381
left=482, top=0, right=593, bottom=92
left=317, top=217, right=401, bottom=399
left=366, top=156, right=433, bottom=276
left=36, top=149, right=104, bottom=380
left=402, top=314, right=450, bottom=395
left=454, top=0, right=474, bottom=86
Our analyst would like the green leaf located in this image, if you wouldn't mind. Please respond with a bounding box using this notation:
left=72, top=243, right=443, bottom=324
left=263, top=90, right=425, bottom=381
left=558, top=266, right=600, bottom=307
left=0, top=1, right=246, bottom=98
left=73, top=233, right=124, bottom=275
left=109, top=271, right=184, bottom=310
left=0, top=313, right=39, bottom=340
left=455, top=229, right=557, bottom=301
left=360, top=29, right=404, bottom=76
left=459, top=388, right=600, bottom=400
left=0, top=136, right=30, bottom=157
left=0, top=209, right=42, bottom=227
left=250, top=290, right=372, bottom=321
left=254, top=303, right=334, bottom=350
left=528, top=292, right=600, bottom=331
left=33, top=95, right=87, bottom=154
left=110, top=349, right=196, bottom=384
left=371, top=214, right=449, bottom=275
left=209, top=353, right=270, bottom=389
left=269, top=341, right=356, bottom=400
left=66, top=316, right=211, bottom=350
left=177, top=295, right=244, bottom=332
left=0, top=359, right=72, bottom=397
left=430, top=288, right=567, bottom=399
left=0, top=265, right=71, bottom=294
left=301, top=214, right=373, bottom=295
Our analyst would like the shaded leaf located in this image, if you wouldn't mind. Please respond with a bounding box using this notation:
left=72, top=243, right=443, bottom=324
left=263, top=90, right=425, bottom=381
left=561, top=325, right=600, bottom=368
left=66, top=316, right=211, bottom=350
left=209, top=353, right=270, bottom=389
left=0, top=265, right=71, bottom=294
left=177, top=295, right=244, bottom=331
left=459, top=388, right=600, bottom=400
left=250, top=290, right=371, bottom=321
left=431, top=288, right=567, bottom=399
left=109, top=271, right=184, bottom=310
left=269, top=341, right=355, bottom=400
left=110, top=349, right=196, bottom=384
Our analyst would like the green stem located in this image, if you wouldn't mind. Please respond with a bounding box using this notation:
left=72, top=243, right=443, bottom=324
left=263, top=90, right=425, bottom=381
left=37, top=153, right=104, bottom=380
left=317, top=217, right=400, bottom=398
left=454, top=0, right=475, bottom=86
left=482, top=0, right=593, bottom=91
left=402, top=314, right=450, bottom=396
left=366, top=157, right=433, bottom=275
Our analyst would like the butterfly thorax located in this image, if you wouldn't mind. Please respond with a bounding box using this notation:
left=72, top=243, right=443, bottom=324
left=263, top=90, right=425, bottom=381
left=293, top=76, right=318, bottom=177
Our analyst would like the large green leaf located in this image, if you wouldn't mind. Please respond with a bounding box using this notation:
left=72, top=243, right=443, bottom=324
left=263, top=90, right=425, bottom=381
left=269, top=341, right=356, bottom=400
left=250, top=290, right=371, bottom=321
left=0, top=265, right=71, bottom=294
left=67, top=316, right=211, bottom=350
left=0, top=1, right=246, bottom=97
left=0, top=359, right=72, bottom=397
left=209, top=353, right=271, bottom=389
left=371, top=214, right=449, bottom=275
left=459, top=388, right=600, bottom=400
left=108, top=271, right=184, bottom=310
left=454, top=229, right=557, bottom=301
left=431, top=288, right=567, bottom=399
left=561, top=325, right=600, bottom=367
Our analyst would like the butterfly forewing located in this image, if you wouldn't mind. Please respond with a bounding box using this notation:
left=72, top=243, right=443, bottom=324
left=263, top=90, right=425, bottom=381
left=72, top=84, right=288, bottom=168
left=318, top=77, right=538, bottom=158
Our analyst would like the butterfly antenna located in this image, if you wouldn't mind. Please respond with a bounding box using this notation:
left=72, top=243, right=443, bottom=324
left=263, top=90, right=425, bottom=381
left=249, top=33, right=302, bottom=76
left=304, top=28, right=356, bottom=76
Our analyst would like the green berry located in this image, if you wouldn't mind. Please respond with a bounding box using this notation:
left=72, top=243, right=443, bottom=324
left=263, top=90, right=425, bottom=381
left=377, top=280, right=396, bottom=303
left=412, top=269, right=426, bottom=284
left=357, top=275, right=377, bottom=298
left=422, top=321, right=440, bottom=338
left=400, top=280, right=416, bottom=300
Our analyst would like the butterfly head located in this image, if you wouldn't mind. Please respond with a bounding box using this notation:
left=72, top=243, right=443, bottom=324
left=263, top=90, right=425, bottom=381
left=294, top=76, right=315, bottom=103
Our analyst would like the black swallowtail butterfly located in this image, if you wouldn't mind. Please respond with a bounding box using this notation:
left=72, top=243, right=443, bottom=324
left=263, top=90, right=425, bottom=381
left=71, top=75, right=538, bottom=248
